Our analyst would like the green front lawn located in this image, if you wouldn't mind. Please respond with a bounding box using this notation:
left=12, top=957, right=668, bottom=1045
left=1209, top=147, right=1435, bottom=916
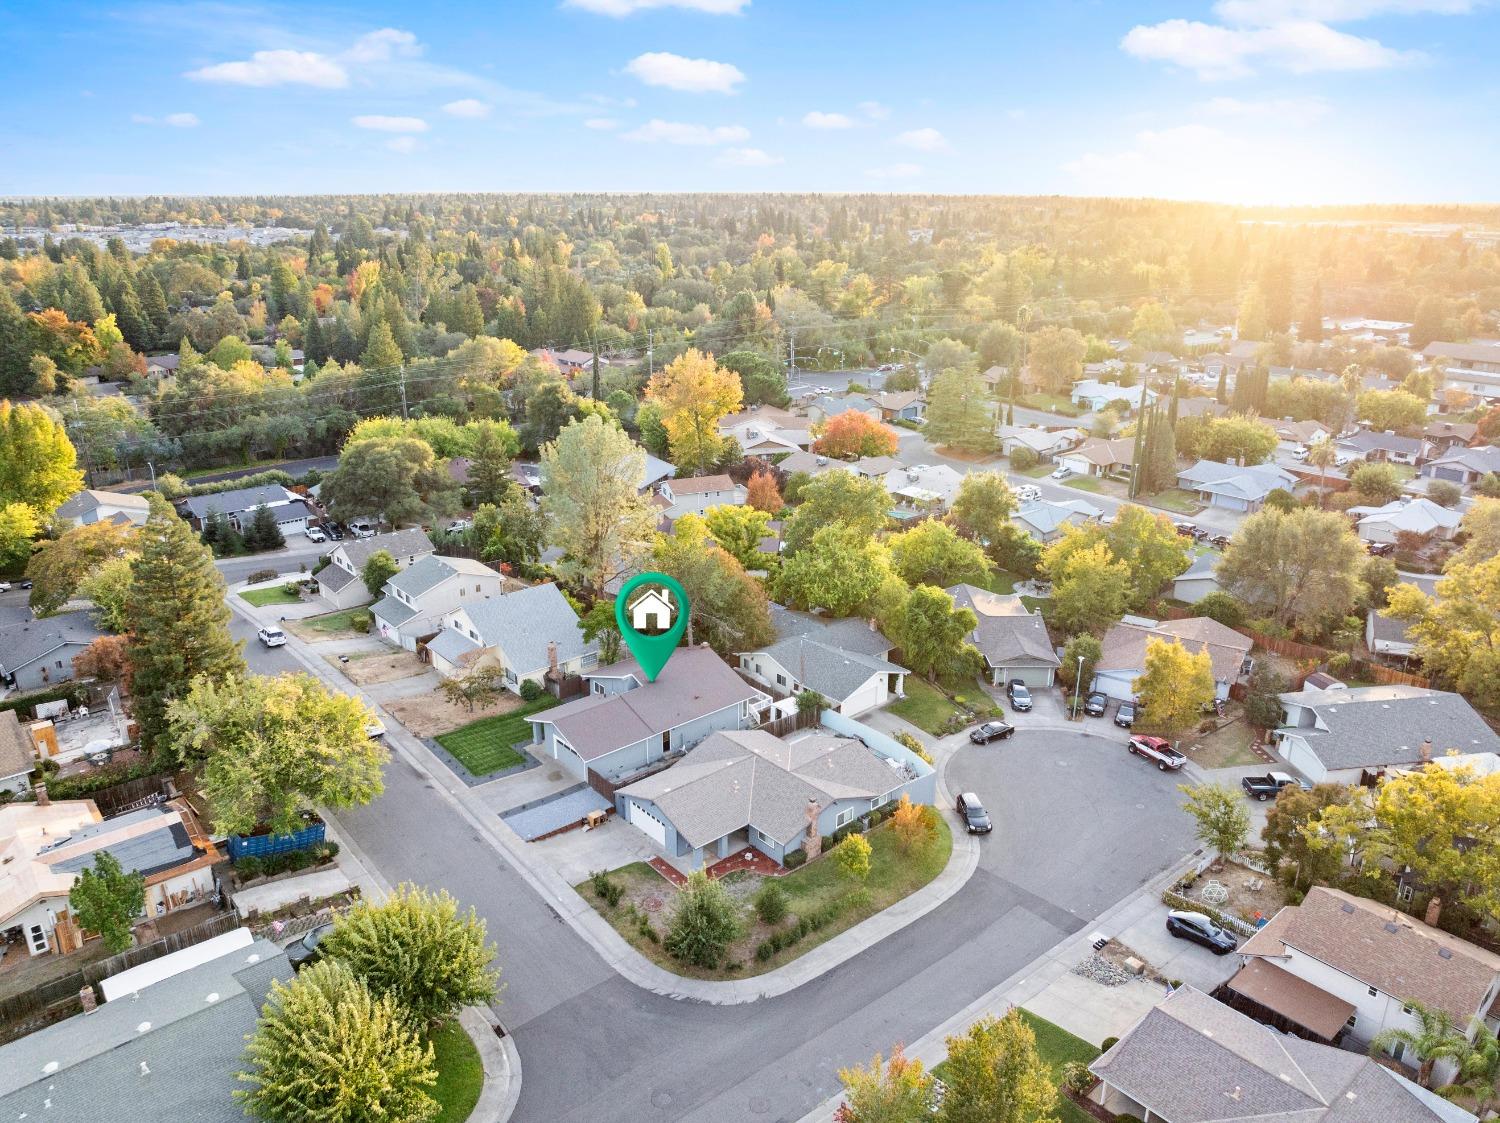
left=427, top=1020, right=482, bottom=1123
left=1145, top=488, right=1202, bottom=514
left=1063, top=476, right=1103, bottom=493
left=238, top=584, right=301, bottom=607
left=300, top=607, right=371, bottom=633
left=888, top=678, right=966, bottom=735
left=932, top=1009, right=1099, bottom=1123
left=1017, top=464, right=1052, bottom=478
left=1021, top=394, right=1084, bottom=417
left=435, top=695, right=559, bottom=775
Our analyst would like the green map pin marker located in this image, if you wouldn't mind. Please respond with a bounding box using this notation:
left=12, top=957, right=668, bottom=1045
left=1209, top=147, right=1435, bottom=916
left=615, top=572, right=691, bottom=683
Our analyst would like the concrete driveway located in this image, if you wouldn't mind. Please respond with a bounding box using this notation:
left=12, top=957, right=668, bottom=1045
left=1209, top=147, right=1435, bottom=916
left=946, top=726, right=1201, bottom=924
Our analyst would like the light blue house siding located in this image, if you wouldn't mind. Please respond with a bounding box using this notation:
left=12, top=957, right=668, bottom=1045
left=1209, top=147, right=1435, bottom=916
left=531, top=702, right=749, bottom=783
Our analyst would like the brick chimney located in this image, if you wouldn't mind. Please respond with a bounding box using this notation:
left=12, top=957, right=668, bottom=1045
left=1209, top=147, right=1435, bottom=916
left=1420, top=738, right=1433, bottom=764
left=1426, top=896, right=1443, bottom=927
left=804, top=799, right=823, bottom=861
left=79, top=985, right=97, bottom=1015
left=35, top=782, right=49, bottom=807
left=547, top=641, right=559, bottom=675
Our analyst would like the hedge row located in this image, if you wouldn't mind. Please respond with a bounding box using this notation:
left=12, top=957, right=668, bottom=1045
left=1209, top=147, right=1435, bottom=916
left=0, top=682, right=88, bottom=719
left=234, top=841, right=339, bottom=881
left=1161, top=889, right=1259, bottom=937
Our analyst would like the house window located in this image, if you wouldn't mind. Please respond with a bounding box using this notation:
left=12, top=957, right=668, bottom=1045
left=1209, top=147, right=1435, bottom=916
left=1367, top=986, right=1378, bottom=997
left=504, top=669, right=517, bottom=685
left=662, top=731, right=671, bottom=754
left=1346, top=1014, right=1357, bottom=1028
left=1402, top=1004, right=1415, bottom=1015
left=581, top=652, right=598, bottom=669
left=1396, top=883, right=1413, bottom=903
left=775, top=673, right=786, bottom=687
left=835, top=807, right=856, bottom=828
left=26, top=924, right=48, bottom=955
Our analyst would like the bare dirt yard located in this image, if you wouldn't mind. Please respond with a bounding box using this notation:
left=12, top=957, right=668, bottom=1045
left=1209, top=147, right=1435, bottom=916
left=383, top=688, right=525, bottom=739
left=324, top=650, right=425, bottom=686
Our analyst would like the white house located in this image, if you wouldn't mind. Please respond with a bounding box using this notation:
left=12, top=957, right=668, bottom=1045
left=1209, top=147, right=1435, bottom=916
left=883, top=463, right=962, bottom=511
left=369, top=554, right=507, bottom=651
left=1056, top=437, right=1134, bottom=479
left=1069, top=380, right=1155, bottom=412
left=657, top=475, right=747, bottom=522
left=428, top=583, right=597, bottom=691
left=1348, top=497, right=1462, bottom=544
left=736, top=606, right=907, bottom=717
left=315, top=528, right=435, bottom=610
left=52, top=489, right=152, bottom=529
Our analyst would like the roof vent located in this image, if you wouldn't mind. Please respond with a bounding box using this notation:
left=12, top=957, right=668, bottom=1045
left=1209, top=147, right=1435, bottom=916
left=1278, top=1073, right=1292, bottom=1082
left=1439, top=948, right=1454, bottom=959
left=1384, top=922, right=1400, bottom=934
left=136, top=1021, right=151, bottom=1034
left=1346, top=1091, right=1358, bottom=1101
left=206, top=992, right=220, bottom=1003
left=139, top=1062, right=150, bottom=1077
left=42, top=1062, right=58, bottom=1075
left=1341, top=903, right=1356, bottom=914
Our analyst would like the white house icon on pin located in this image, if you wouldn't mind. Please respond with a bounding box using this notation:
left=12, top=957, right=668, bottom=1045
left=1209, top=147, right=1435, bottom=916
left=629, top=588, right=674, bottom=633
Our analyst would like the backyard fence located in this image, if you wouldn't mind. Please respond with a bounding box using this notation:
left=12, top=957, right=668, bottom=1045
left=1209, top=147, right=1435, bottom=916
left=757, top=708, right=821, bottom=738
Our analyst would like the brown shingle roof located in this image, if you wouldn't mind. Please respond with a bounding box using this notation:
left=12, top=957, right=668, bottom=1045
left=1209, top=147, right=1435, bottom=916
left=666, top=474, right=739, bottom=496
left=0, top=712, right=32, bottom=781
left=1225, top=958, right=1355, bottom=1040
left=1098, top=617, right=1251, bottom=684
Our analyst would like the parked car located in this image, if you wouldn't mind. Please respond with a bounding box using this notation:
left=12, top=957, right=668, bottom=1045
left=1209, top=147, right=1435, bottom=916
left=1172, top=521, right=1198, bottom=538
left=1014, top=485, right=1041, bottom=503
left=0, top=581, right=10, bottom=592
left=257, top=626, right=287, bottom=648
left=325, top=522, right=344, bottom=540
left=1083, top=692, right=1108, bottom=717
left=969, top=721, right=1015, bottom=745
left=304, top=525, right=327, bottom=543
left=1366, top=541, right=1395, bottom=557
left=1127, top=735, right=1186, bottom=771
left=1241, top=772, right=1309, bottom=801
left=1114, top=700, right=1137, bottom=728
left=286, top=922, right=335, bottom=970
left=347, top=519, right=376, bottom=538
left=955, top=792, right=992, bottom=834
left=1165, top=910, right=1238, bottom=955
left=1006, top=680, right=1033, bottom=712
left=447, top=518, right=473, bottom=534
left=1291, top=445, right=1310, bottom=461
left=364, top=718, right=386, bottom=739
left=1050, top=465, right=1072, bottom=480
left=1209, top=534, right=1231, bottom=550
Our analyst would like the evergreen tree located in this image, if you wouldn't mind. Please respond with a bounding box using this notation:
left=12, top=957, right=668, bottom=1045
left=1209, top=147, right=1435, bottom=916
left=135, top=270, right=169, bottom=340
left=452, top=284, right=485, bottom=337
left=303, top=312, right=329, bottom=365
left=113, top=284, right=152, bottom=353
left=246, top=504, right=285, bottom=552
left=361, top=319, right=403, bottom=370
left=0, top=288, right=34, bottom=395
left=125, top=495, right=245, bottom=754
left=236, top=248, right=251, bottom=281
left=466, top=420, right=516, bottom=508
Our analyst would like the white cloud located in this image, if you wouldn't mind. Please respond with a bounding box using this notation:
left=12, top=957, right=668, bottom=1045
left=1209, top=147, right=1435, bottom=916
left=1198, top=94, right=1332, bottom=118
left=624, top=52, right=745, bottom=93
left=131, top=112, right=200, bottom=127
left=858, top=100, right=890, bottom=120
left=894, top=127, right=950, bottom=152
left=621, top=119, right=750, bottom=144
left=802, top=111, right=854, bottom=129
left=386, top=136, right=420, bottom=154
left=352, top=115, right=429, bottom=133
left=867, top=162, right=923, bottom=180
left=186, top=49, right=349, bottom=88
left=584, top=117, right=620, bottom=129
left=566, top=0, right=748, bottom=11
left=345, top=28, right=422, bottom=63
left=717, top=146, right=781, bottom=166
left=1122, top=17, right=1419, bottom=78
left=1213, top=0, right=1475, bottom=22
left=442, top=98, right=491, bottom=118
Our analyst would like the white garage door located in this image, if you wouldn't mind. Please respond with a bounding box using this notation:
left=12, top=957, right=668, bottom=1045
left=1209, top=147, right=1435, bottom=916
left=1008, top=665, right=1055, bottom=688
left=627, top=800, right=668, bottom=847
left=839, top=676, right=884, bottom=717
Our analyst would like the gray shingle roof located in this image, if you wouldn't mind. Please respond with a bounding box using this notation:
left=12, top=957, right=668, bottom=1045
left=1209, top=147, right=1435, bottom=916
left=370, top=594, right=419, bottom=628
left=739, top=607, right=906, bottom=704
left=457, top=583, right=593, bottom=675
left=0, top=711, right=32, bottom=780
left=336, top=528, right=435, bottom=570
left=39, top=806, right=199, bottom=879
left=946, top=585, right=1059, bottom=669
left=1277, top=684, right=1500, bottom=771
left=1340, top=429, right=1424, bottom=456
left=316, top=563, right=359, bottom=593
left=0, top=610, right=103, bottom=673
left=1426, top=445, right=1500, bottom=475
left=181, top=484, right=302, bottom=520
left=385, top=554, right=497, bottom=599
left=426, top=627, right=483, bottom=666
left=1176, top=459, right=1296, bottom=501
left=54, top=490, right=151, bottom=520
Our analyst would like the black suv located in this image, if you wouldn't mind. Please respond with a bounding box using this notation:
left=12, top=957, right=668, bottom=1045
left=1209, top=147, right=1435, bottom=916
left=969, top=721, right=1015, bottom=745
left=1166, top=910, right=1238, bottom=955
left=1083, top=692, right=1108, bottom=717
left=1114, top=700, right=1138, bottom=728
left=1006, top=680, right=1033, bottom=712
left=286, top=922, right=335, bottom=970
left=955, top=792, right=992, bottom=834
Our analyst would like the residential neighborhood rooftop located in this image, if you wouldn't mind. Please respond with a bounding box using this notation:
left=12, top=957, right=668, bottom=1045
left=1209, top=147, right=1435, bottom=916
left=1276, top=684, right=1500, bottom=772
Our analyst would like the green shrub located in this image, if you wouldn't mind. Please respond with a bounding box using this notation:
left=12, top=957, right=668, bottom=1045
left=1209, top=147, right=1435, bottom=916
left=236, top=856, right=264, bottom=879
left=637, top=914, right=658, bottom=943
left=1009, top=446, right=1039, bottom=471
left=783, top=849, right=807, bottom=869
left=350, top=611, right=371, bottom=634
left=280, top=582, right=302, bottom=598
left=755, top=881, right=788, bottom=925
left=590, top=870, right=623, bottom=908
left=247, top=568, right=279, bottom=584
left=519, top=679, right=544, bottom=702
left=1326, top=652, right=1352, bottom=675
left=1101, top=1037, right=1119, bottom=1052
left=755, top=940, right=776, bottom=962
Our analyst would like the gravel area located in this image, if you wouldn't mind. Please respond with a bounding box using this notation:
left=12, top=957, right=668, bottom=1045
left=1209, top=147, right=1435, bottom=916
left=1070, top=954, right=1137, bottom=987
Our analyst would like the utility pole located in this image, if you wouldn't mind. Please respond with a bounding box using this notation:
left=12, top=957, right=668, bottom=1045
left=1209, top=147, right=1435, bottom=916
left=787, top=329, right=797, bottom=384
left=647, top=328, right=654, bottom=379
left=397, top=365, right=409, bottom=421
left=147, top=459, right=158, bottom=490
left=591, top=343, right=601, bottom=400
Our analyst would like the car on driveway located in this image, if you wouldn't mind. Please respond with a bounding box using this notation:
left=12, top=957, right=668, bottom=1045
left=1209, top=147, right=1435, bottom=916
left=955, top=792, right=992, bottom=834
left=1241, top=772, right=1309, bottom=801
left=969, top=721, right=1015, bottom=745
left=0, top=581, right=10, bottom=592
left=1083, top=692, right=1108, bottom=717
left=1165, top=909, right=1238, bottom=955
left=286, top=922, right=335, bottom=970
left=1006, top=680, right=1033, bottom=712
left=304, top=525, right=327, bottom=543
left=257, top=626, right=287, bottom=647
left=1050, top=465, right=1072, bottom=480
left=1114, top=700, right=1137, bottom=728
left=1127, top=735, right=1186, bottom=771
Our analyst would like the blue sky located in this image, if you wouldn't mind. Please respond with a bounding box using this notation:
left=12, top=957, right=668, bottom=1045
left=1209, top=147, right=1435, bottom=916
left=4, top=0, right=1497, bottom=203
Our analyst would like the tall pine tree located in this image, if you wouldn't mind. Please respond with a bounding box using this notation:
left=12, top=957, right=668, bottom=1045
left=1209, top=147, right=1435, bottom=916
left=126, top=495, right=245, bottom=756
left=134, top=271, right=169, bottom=342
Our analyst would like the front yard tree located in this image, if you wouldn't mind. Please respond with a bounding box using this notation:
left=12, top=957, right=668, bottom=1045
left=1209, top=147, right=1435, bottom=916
left=126, top=495, right=244, bottom=753
left=438, top=667, right=502, bottom=712
left=1059, top=633, right=1103, bottom=693
left=1388, top=558, right=1500, bottom=712
left=167, top=673, right=385, bottom=837
left=833, top=833, right=873, bottom=882
left=892, top=793, right=937, bottom=852
left=238, top=960, right=438, bottom=1123
left=664, top=869, right=741, bottom=969
left=1131, top=638, right=1215, bottom=739
left=1349, top=462, right=1404, bottom=506
left=781, top=469, right=890, bottom=556
left=1261, top=783, right=1360, bottom=892
left=542, top=414, right=656, bottom=598
left=776, top=524, right=892, bottom=617
left=893, top=584, right=979, bottom=681
left=465, top=418, right=518, bottom=508
left=1042, top=539, right=1130, bottom=637
left=813, top=410, right=900, bottom=460
left=836, top=1045, right=934, bottom=1123
left=1217, top=507, right=1363, bottom=633
left=888, top=521, right=992, bottom=589
left=702, top=504, right=773, bottom=568
left=26, top=519, right=138, bottom=616
left=361, top=549, right=400, bottom=599
left=925, top=366, right=996, bottom=453
left=948, top=471, right=1016, bottom=547
left=322, top=436, right=460, bottom=529
left=0, top=502, right=40, bottom=573
left=322, top=884, right=500, bottom=1027
left=644, top=347, right=743, bottom=474
left=244, top=504, right=285, bottom=552
left=69, top=850, right=145, bottom=953
left=1104, top=504, right=1190, bottom=607
left=1179, top=783, right=1251, bottom=862
left=938, top=1010, right=1058, bottom=1123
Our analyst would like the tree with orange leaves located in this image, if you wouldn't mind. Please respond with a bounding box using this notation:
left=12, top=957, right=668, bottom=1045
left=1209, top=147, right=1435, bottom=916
left=812, top=410, right=899, bottom=461
left=746, top=470, right=784, bottom=514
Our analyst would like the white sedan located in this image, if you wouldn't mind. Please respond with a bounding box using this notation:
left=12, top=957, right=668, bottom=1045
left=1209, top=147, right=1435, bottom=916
left=257, top=626, right=288, bottom=648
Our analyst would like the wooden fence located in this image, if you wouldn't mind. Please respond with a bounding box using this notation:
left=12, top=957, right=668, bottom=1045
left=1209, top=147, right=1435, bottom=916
left=756, top=708, right=821, bottom=738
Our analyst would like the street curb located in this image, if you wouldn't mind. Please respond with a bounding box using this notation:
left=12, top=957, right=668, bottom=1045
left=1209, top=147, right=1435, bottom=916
left=461, top=1006, right=520, bottom=1123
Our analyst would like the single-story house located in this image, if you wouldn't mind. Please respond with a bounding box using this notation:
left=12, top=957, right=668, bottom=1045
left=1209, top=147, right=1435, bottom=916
left=1440, top=366, right=1500, bottom=401
left=1089, top=985, right=1474, bottom=1123
left=1235, top=885, right=1500, bottom=1072
left=1365, top=573, right=1436, bottom=660
left=998, top=425, right=1084, bottom=462
left=429, top=582, right=597, bottom=690
left=0, top=712, right=33, bottom=797
left=1175, top=459, right=1297, bottom=512
left=180, top=484, right=311, bottom=536
left=946, top=585, right=1059, bottom=687
left=1172, top=396, right=1228, bottom=420
left=1273, top=683, right=1500, bottom=784
left=53, top=489, right=152, bottom=529
left=1069, top=380, right=1155, bottom=413
left=0, top=931, right=293, bottom=1122
left=1057, top=437, right=1135, bottom=479
left=1011, top=498, right=1102, bottom=543
left=1337, top=429, right=1426, bottom=466
left=658, top=475, right=748, bottom=522
left=638, top=452, right=676, bottom=492
left=615, top=721, right=935, bottom=868
left=1423, top=340, right=1500, bottom=373
left=736, top=606, right=907, bottom=716
left=1092, top=615, right=1253, bottom=704
left=143, top=353, right=180, bottom=378
left=1171, top=553, right=1222, bottom=604
left=369, top=555, right=507, bottom=651
left=874, top=390, right=924, bottom=422
left=722, top=418, right=807, bottom=458
left=1348, top=497, right=1461, bottom=544
left=884, top=463, right=963, bottom=511
left=1264, top=417, right=1332, bottom=453
left=315, top=528, right=435, bottom=610
left=807, top=395, right=880, bottom=427
left=850, top=455, right=902, bottom=478
left=526, top=645, right=770, bottom=784
left=775, top=450, right=837, bottom=478
left=0, top=800, right=220, bottom=959
left=0, top=610, right=105, bottom=693
left=1421, top=445, right=1500, bottom=485
left=530, top=347, right=598, bottom=375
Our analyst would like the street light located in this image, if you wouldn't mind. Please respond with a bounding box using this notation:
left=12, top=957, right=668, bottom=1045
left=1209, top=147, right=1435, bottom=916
left=1071, top=655, right=1084, bottom=720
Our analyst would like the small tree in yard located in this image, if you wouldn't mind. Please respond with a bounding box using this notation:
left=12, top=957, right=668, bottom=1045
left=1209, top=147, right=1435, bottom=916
left=1179, top=783, right=1251, bottom=862
left=754, top=880, right=788, bottom=925
left=238, top=959, right=438, bottom=1123
left=1131, top=637, right=1215, bottom=739
left=69, top=850, right=144, bottom=953
left=1059, top=633, right=1103, bottom=693
left=361, top=549, right=399, bottom=599
left=246, top=504, right=285, bottom=552
left=438, top=667, right=502, bottom=712
left=938, top=1010, right=1057, bottom=1123
left=835, top=1045, right=934, bottom=1123
left=796, top=689, right=827, bottom=716
left=834, top=833, right=873, bottom=882
left=665, top=870, right=741, bottom=968
left=1242, top=665, right=1288, bottom=731
left=892, top=793, right=935, bottom=852
left=321, top=883, right=500, bottom=1027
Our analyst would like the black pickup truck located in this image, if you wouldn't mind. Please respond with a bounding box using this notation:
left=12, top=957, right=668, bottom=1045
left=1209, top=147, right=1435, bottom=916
left=1241, top=772, right=1310, bottom=801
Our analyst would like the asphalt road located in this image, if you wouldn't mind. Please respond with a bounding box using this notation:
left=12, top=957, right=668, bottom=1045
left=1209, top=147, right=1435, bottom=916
left=214, top=537, right=329, bottom=586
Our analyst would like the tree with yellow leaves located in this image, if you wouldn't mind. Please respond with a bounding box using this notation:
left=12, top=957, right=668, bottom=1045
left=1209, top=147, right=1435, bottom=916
left=645, top=348, right=743, bottom=474
left=1131, top=637, right=1215, bottom=739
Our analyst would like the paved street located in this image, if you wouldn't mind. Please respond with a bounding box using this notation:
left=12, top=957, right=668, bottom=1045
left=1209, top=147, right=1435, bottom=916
left=214, top=537, right=329, bottom=585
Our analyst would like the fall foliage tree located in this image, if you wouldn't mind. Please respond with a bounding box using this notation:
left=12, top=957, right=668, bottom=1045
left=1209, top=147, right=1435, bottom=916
left=0, top=400, right=84, bottom=520
left=814, top=410, right=900, bottom=460
left=645, top=348, right=743, bottom=474
left=1131, top=638, right=1215, bottom=739
left=746, top=470, right=784, bottom=514
left=938, top=1011, right=1059, bottom=1123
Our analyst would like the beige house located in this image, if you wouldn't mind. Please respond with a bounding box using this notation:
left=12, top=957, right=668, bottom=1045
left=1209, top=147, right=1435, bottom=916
left=1057, top=437, right=1135, bottom=478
